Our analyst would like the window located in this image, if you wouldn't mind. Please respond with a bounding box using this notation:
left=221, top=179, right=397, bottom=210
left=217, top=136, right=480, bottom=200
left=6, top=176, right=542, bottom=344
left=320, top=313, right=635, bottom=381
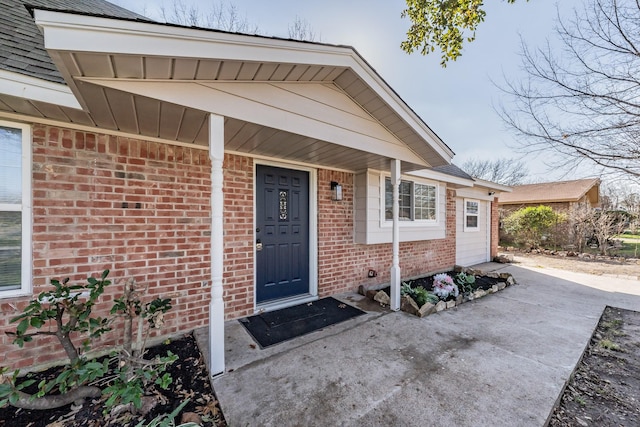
left=464, top=199, right=479, bottom=231
left=385, top=177, right=437, bottom=222
left=0, top=122, right=31, bottom=297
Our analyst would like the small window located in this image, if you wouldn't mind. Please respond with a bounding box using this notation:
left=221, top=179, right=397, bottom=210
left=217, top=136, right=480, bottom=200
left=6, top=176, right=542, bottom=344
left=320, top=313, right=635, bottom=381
left=385, top=177, right=437, bottom=222
left=414, top=183, right=436, bottom=220
left=464, top=199, right=479, bottom=232
left=0, top=122, right=31, bottom=297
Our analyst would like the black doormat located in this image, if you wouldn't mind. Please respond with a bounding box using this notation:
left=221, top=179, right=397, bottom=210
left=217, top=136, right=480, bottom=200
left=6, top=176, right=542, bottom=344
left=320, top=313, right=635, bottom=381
left=239, top=297, right=366, bottom=348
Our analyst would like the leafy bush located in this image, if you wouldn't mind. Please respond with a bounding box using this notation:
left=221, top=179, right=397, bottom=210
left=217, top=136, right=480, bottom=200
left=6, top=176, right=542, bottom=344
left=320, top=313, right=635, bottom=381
left=503, top=205, right=565, bottom=248
left=0, top=271, right=175, bottom=413
left=103, top=350, right=177, bottom=411
left=401, top=283, right=438, bottom=307
left=455, top=272, right=477, bottom=295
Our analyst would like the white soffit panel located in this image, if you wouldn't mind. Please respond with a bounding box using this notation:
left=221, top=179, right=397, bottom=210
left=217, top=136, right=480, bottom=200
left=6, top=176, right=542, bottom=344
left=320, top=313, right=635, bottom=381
left=79, top=78, right=428, bottom=166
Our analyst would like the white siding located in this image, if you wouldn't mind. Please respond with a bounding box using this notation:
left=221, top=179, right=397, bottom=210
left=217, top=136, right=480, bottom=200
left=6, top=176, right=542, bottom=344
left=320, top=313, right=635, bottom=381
left=354, top=169, right=446, bottom=244
left=456, top=188, right=491, bottom=266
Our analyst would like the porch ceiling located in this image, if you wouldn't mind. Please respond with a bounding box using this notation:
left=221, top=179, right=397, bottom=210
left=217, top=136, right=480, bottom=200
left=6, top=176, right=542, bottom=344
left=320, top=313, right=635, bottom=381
left=29, top=9, right=455, bottom=172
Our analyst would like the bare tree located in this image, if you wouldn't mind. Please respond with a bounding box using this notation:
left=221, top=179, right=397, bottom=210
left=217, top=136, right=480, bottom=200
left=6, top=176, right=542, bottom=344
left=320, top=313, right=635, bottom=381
left=570, top=203, right=596, bottom=253
left=570, top=202, right=627, bottom=255
left=458, top=158, right=529, bottom=186
left=602, top=181, right=640, bottom=232
left=499, top=0, right=640, bottom=183
left=161, top=0, right=259, bottom=33
left=288, top=16, right=319, bottom=42
left=591, top=211, right=627, bottom=255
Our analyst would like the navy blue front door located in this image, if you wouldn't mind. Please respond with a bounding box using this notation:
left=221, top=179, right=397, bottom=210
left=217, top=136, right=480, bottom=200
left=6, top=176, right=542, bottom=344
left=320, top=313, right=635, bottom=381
left=256, top=165, right=310, bottom=304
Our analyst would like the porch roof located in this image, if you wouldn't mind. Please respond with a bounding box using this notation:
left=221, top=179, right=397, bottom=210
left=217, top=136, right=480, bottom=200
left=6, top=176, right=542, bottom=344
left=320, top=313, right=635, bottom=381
left=10, top=8, right=455, bottom=172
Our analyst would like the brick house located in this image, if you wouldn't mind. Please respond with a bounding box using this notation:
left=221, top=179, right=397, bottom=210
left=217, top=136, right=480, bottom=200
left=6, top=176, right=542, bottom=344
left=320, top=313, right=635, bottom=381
left=498, top=178, right=601, bottom=248
left=0, top=0, right=509, bottom=374
left=498, top=178, right=601, bottom=214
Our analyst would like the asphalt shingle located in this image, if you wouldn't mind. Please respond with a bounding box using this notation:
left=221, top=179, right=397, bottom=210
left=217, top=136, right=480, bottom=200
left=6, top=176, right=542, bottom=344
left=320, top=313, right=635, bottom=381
left=498, top=178, right=600, bottom=204
left=0, top=0, right=146, bottom=84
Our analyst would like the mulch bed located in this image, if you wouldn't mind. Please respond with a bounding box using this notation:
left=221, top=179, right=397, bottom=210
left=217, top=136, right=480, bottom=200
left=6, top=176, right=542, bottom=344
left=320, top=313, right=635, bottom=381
left=377, top=270, right=503, bottom=301
left=0, top=334, right=226, bottom=427
left=406, top=270, right=501, bottom=293
left=549, top=306, right=640, bottom=426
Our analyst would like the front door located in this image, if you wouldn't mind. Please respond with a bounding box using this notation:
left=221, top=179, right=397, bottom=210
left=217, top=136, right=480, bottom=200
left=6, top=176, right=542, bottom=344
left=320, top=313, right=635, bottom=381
left=255, top=165, right=310, bottom=304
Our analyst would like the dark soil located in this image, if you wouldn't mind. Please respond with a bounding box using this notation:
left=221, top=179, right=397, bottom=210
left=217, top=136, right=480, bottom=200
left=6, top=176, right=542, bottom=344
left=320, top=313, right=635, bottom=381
left=549, top=306, right=640, bottom=426
left=381, top=271, right=502, bottom=298
left=0, top=334, right=226, bottom=427
left=407, top=271, right=500, bottom=292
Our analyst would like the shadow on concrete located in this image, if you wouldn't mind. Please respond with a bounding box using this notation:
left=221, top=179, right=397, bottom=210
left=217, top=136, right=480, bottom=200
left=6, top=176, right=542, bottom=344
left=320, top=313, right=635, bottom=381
left=196, top=263, right=640, bottom=426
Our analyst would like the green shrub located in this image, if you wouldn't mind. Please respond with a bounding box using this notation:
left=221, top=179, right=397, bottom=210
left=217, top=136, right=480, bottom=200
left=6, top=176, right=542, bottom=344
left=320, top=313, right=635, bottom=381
left=401, top=282, right=438, bottom=307
left=455, top=272, right=476, bottom=295
left=503, top=205, right=565, bottom=248
left=0, top=271, right=175, bottom=414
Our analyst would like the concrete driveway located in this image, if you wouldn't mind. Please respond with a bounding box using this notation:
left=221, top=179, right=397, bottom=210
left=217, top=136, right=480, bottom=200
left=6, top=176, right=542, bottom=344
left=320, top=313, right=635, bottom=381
left=206, top=263, right=640, bottom=426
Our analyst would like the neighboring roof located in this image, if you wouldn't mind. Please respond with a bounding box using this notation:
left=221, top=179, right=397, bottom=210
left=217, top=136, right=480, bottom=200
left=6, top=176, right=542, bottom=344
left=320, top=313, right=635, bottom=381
left=498, top=178, right=600, bottom=205
left=0, top=0, right=146, bottom=84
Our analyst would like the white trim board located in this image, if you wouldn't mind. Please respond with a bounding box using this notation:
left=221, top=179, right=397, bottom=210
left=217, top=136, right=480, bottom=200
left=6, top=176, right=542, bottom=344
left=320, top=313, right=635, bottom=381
left=253, top=159, right=319, bottom=312
left=0, top=70, right=81, bottom=110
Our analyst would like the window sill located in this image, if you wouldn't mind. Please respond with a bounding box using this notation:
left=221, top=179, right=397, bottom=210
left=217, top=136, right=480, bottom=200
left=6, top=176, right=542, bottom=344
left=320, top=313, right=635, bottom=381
left=381, top=220, right=439, bottom=228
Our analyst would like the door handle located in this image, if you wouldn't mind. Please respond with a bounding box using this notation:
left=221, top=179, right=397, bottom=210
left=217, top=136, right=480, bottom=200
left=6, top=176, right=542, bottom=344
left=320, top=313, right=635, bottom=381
left=256, top=239, right=263, bottom=251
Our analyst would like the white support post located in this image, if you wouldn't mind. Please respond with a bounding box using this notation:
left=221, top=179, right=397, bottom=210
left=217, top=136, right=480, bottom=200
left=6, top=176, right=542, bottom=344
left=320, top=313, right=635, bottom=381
left=390, top=159, right=401, bottom=311
left=209, top=114, right=225, bottom=376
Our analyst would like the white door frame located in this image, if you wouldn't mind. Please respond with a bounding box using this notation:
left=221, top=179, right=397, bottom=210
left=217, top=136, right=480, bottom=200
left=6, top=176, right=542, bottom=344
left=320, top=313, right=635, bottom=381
left=253, top=159, right=318, bottom=312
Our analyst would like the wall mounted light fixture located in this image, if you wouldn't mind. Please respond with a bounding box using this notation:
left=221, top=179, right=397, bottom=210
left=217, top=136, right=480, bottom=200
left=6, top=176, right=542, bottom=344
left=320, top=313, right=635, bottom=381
left=331, top=181, right=343, bottom=201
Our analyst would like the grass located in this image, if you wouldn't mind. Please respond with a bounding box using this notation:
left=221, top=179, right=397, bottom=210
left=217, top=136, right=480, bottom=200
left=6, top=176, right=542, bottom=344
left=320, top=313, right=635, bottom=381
left=580, top=240, right=639, bottom=258
left=602, top=319, right=623, bottom=330
left=615, top=241, right=639, bottom=258
left=618, top=233, right=640, bottom=239
left=599, top=339, right=621, bottom=351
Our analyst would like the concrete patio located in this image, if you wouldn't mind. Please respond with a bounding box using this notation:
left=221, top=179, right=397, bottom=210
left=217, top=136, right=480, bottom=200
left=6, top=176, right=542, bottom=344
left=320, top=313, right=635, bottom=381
left=196, top=263, right=640, bottom=426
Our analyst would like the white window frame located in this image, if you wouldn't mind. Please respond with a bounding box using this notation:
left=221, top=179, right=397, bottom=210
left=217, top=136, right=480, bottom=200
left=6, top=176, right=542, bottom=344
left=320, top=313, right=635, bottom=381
left=0, top=120, right=32, bottom=298
left=464, top=198, right=480, bottom=232
left=380, top=175, right=439, bottom=226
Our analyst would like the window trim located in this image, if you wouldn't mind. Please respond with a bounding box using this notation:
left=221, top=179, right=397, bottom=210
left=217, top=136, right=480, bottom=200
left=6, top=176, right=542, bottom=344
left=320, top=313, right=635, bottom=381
left=463, top=198, right=480, bottom=232
left=0, top=120, right=32, bottom=298
left=380, top=174, right=439, bottom=227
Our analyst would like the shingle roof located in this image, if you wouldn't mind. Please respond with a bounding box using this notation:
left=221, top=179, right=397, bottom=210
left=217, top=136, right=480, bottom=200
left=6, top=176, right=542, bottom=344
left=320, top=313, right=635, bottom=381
left=431, top=164, right=473, bottom=181
left=0, top=0, right=146, bottom=84
left=498, top=178, right=600, bottom=204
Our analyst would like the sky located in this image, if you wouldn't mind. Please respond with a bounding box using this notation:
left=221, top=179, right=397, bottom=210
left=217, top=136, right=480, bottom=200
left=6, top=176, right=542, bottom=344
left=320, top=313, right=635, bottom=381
left=112, top=0, right=587, bottom=182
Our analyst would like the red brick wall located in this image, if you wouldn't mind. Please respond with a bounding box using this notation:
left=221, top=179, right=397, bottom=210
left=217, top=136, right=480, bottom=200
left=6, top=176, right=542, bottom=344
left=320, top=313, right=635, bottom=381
left=1, top=129, right=458, bottom=369
left=221, top=154, right=254, bottom=319
left=1, top=124, right=213, bottom=370
left=218, top=166, right=457, bottom=319
left=317, top=171, right=456, bottom=297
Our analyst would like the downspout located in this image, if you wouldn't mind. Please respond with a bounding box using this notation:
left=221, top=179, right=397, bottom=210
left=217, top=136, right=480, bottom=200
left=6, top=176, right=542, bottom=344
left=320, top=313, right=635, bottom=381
left=209, top=114, right=225, bottom=376
left=390, top=159, right=401, bottom=311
